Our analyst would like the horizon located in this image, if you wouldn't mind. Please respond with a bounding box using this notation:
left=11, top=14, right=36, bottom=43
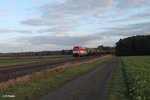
left=0, top=0, right=150, bottom=53
left=0, top=44, right=115, bottom=53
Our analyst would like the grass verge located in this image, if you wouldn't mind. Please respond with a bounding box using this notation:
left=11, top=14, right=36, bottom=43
left=0, top=55, right=113, bottom=100
left=107, top=58, right=129, bottom=100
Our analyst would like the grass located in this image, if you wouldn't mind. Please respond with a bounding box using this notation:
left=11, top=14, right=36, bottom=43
left=108, top=58, right=129, bottom=100
left=0, top=55, right=71, bottom=67
left=0, top=55, right=113, bottom=100
left=108, top=56, right=150, bottom=100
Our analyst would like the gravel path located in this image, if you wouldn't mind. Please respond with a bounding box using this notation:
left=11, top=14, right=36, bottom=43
left=39, top=59, right=118, bottom=100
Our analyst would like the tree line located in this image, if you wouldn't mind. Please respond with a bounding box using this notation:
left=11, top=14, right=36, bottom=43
left=0, top=45, right=114, bottom=57
left=0, top=50, right=72, bottom=57
left=116, top=35, right=150, bottom=56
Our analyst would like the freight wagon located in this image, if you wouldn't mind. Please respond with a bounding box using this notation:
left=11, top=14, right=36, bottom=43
left=72, top=46, right=107, bottom=57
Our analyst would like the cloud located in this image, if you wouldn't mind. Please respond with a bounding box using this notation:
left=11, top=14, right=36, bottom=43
left=0, top=8, right=9, bottom=14
left=0, top=28, right=32, bottom=33
left=0, top=34, right=103, bottom=52
left=3, top=20, right=150, bottom=52
left=116, top=0, right=150, bottom=9
left=0, top=34, right=122, bottom=53
left=21, top=18, right=57, bottom=26
left=21, top=0, right=117, bottom=34
left=41, top=0, right=116, bottom=15
left=8, top=0, right=16, bottom=3
left=129, top=9, right=150, bottom=20
left=21, top=0, right=150, bottom=36
left=36, top=22, right=79, bottom=34
left=21, top=0, right=150, bottom=30
left=1, top=0, right=150, bottom=52
left=100, top=21, right=150, bottom=36
left=0, top=42, right=55, bottom=53
left=17, top=34, right=102, bottom=46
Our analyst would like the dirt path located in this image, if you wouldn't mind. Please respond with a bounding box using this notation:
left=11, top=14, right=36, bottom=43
left=39, top=59, right=118, bottom=100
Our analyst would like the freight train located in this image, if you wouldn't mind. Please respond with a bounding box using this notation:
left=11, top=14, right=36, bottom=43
left=72, top=46, right=112, bottom=57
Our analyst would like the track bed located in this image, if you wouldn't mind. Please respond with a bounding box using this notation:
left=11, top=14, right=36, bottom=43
left=0, top=55, right=101, bottom=82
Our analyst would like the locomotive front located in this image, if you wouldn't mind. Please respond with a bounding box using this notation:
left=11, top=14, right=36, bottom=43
left=72, top=46, right=87, bottom=57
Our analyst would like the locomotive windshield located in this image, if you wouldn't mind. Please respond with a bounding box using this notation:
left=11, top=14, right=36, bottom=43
left=73, top=47, right=79, bottom=51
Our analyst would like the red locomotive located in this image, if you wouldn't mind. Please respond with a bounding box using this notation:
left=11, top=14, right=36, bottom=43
left=72, top=46, right=87, bottom=57
left=72, top=46, right=112, bottom=57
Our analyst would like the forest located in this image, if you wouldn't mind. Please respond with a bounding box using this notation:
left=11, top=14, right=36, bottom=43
left=115, top=35, right=150, bottom=56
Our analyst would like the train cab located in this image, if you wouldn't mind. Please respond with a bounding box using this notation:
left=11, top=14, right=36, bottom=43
left=72, top=46, right=87, bottom=57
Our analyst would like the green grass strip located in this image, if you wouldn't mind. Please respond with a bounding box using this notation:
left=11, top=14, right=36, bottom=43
left=108, top=58, right=129, bottom=100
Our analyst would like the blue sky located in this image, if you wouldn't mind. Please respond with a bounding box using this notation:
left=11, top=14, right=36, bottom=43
left=0, top=0, right=150, bottom=52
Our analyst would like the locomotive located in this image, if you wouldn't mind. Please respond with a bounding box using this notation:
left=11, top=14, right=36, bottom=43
left=72, top=46, right=107, bottom=57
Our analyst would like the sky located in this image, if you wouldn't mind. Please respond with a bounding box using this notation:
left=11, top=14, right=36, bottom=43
left=0, top=0, right=150, bottom=53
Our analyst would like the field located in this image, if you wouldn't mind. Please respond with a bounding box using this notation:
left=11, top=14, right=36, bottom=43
left=0, top=55, right=113, bottom=100
left=108, top=56, right=150, bottom=100
left=122, top=56, right=150, bottom=100
left=1, top=55, right=149, bottom=100
left=0, top=55, right=71, bottom=67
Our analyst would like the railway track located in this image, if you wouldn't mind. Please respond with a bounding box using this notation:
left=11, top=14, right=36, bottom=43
left=0, top=55, right=101, bottom=82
